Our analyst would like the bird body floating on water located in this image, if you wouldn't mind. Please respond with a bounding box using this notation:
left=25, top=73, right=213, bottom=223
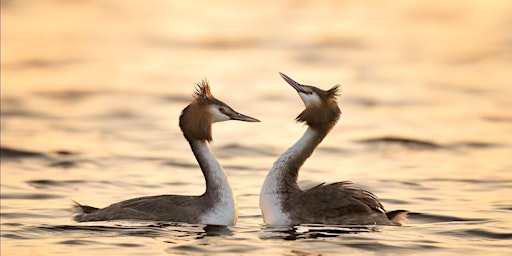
left=74, top=80, right=259, bottom=226
left=259, top=73, right=408, bottom=226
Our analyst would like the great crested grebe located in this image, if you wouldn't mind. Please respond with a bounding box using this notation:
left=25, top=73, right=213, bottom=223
left=259, top=73, right=407, bottom=226
left=74, top=80, right=259, bottom=226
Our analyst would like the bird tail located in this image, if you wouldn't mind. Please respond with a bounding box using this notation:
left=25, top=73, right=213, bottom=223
left=71, top=200, right=99, bottom=222
left=386, top=210, right=408, bottom=225
left=72, top=200, right=99, bottom=214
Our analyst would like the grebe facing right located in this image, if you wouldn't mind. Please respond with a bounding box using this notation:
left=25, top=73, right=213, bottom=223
left=259, top=73, right=407, bottom=226
left=74, top=80, right=259, bottom=226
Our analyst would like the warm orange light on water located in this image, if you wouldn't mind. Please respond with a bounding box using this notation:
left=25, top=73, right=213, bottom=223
left=2, top=1, right=512, bottom=255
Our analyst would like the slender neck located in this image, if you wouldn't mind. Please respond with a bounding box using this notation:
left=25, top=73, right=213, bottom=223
left=266, top=125, right=332, bottom=192
left=188, top=140, right=231, bottom=196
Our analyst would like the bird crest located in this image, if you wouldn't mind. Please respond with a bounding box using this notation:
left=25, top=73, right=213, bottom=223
left=193, top=79, right=215, bottom=104
left=295, top=84, right=342, bottom=129
left=325, top=85, right=341, bottom=99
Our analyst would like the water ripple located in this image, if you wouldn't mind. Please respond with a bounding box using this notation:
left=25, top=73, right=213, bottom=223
left=1, top=193, right=64, bottom=200
left=27, top=179, right=87, bottom=188
left=1, top=212, right=56, bottom=219
left=356, top=136, right=441, bottom=150
left=355, top=136, right=507, bottom=151
left=464, top=229, right=512, bottom=240
left=0, top=146, right=48, bottom=159
left=261, top=224, right=377, bottom=240
left=37, top=222, right=233, bottom=239
left=408, top=212, right=487, bottom=223
left=7, top=58, right=81, bottom=70
left=34, top=89, right=98, bottom=101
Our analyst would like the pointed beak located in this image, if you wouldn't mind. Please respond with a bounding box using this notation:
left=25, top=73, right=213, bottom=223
left=279, top=72, right=311, bottom=94
left=229, top=111, right=260, bottom=122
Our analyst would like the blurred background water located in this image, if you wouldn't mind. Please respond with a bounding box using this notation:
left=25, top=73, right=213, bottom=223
left=1, top=0, right=512, bottom=255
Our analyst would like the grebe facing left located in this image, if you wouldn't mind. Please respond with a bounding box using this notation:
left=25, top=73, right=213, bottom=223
left=74, top=80, right=259, bottom=226
left=259, top=73, right=407, bottom=226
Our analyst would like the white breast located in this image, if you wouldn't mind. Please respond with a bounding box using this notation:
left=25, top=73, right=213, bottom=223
left=193, top=141, right=238, bottom=226
left=259, top=160, right=292, bottom=226
left=201, top=195, right=238, bottom=226
left=259, top=191, right=291, bottom=226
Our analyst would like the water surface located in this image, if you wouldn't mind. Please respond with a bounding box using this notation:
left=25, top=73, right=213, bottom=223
left=2, top=1, right=512, bottom=255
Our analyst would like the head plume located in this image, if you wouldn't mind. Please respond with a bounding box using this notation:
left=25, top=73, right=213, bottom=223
left=179, top=79, right=259, bottom=142
left=179, top=79, right=217, bottom=142
left=193, top=79, right=215, bottom=104
left=324, top=84, right=341, bottom=99
left=296, top=84, right=341, bottom=130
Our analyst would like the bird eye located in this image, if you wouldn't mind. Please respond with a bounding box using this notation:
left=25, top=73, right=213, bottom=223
left=218, top=107, right=225, bottom=113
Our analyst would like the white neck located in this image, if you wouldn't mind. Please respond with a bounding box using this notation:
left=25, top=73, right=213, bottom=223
left=261, top=127, right=320, bottom=193
left=189, top=140, right=238, bottom=225
left=259, top=127, right=321, bottom=225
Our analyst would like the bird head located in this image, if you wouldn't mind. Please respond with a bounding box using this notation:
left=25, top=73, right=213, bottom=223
left=279, top=72, right=341, bottom=129
left=180, top=80, right=259, bottom=141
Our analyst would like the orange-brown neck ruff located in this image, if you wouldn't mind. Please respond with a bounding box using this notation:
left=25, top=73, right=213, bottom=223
left=180, top=102, right=214, bottom=142
left=179, top=80, right=235, bottom=142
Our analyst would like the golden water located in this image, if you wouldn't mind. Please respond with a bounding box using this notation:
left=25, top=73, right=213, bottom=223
left=2, top=1, right=512, bottom=255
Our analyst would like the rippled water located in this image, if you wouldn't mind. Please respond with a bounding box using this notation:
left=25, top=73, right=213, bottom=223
left=2, top=1, right=512, bottom=255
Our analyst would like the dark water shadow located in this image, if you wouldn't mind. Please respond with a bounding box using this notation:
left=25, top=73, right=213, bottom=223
left=1, top=146, right=82, bottom=161
left=423, top=177, right=512, bottom=184
left=483, top=114, right=512, bottom=123
left=0, top=146, right=49, bottom=159
left=37, top=222, right=233, bottom=240
left=449, top=229, right=512, bottom=240
left=33, top=89, right=99, bottom=102
left=6, top=58, right=82, bottom=70
left=355, top=136, right=442, bottom=150
left=260, top=224, right=378, bottom=240
left=355, top=136, right=507, bottom=151
left=407, top=212, right=487, bottom=223
left=1, top=146, right=94, bottom=171
left=412, top=213, right=512, bottom=241
left=1, top=193, right=64, bottom=200
left=260, top=211, right=497, bottom=241
left=26, top=179, right=90, bottom=189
